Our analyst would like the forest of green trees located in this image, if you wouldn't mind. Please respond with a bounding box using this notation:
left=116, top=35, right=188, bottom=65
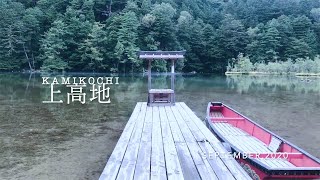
left=1, top=0, right=320, bottom=73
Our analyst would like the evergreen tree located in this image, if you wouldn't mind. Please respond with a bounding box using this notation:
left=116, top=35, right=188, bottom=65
left=312, top=22, right=320, bottom=55
left=261, top=27, right=281, bottom=62
left=40, top=20, right=68, bottom=71
left=79, top=22, right=106, bottom=71
left=303, top=30, right=318, bottom=58
left=176, top=11, right=193, bottom=71
left=219, top=14, right=248, bottom=60
left=182, top=19, right=205, bottom=72
left=246, top=25, right=265, bottom=63
left=286, top=38, right=312, bottom=60
left=138, top=13, right=158, bottom=51
left=61, top=1, right=94, bottom=70
left=21, top=7, right=45, bottom=70
left=37, top=0, right=70, bottom=26
left=0, top=0, right=28, bottom=70
left=151, top=3, right=179, bottom=51
left=141, top=0, right=152, bottom=14
left=268, top=15, right=294, bottom=61
left=116, top=10, right=140, bottom=73
left=292, top=15, right=312, bottom=39
left=1, top=0, right=320, bottom=73
left=104, top=14, right=123, bottom=72
left=203, top=24, right=226, bottom=72
left=311, top=8, right=320, bottom=22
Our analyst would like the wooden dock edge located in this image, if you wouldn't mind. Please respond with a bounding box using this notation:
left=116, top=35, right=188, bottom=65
left=99, top=102, right=252, bottom=180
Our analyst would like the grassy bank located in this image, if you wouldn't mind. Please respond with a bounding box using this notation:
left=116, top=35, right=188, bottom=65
left=226, top=54, right=320, bottom=76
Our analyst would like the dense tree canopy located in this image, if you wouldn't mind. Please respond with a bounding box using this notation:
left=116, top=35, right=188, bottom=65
left=1, top=0, right=320, bottom=73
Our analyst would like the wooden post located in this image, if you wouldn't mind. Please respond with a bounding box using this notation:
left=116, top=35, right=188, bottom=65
left=138, top=51, right=185, bottom=106
left=171, top=59, right=175, bottom=104
left=148, top=59, right=152, bottom=105
left=148, top=59, right=151, bottom=91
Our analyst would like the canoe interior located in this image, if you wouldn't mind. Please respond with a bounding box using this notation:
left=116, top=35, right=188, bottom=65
left=207, top=102, right=320, bottom=179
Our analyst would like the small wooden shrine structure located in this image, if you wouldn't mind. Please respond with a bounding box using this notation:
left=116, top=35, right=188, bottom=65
left=138, top=51, right=186, bottom=106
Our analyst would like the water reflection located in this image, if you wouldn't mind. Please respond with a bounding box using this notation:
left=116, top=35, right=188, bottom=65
left=0, top=73, right=319, bottom=178
left=227, top=75, right=320, bottom=94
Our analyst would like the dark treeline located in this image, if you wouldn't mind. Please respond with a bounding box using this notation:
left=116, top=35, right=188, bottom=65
left=1, top=0, right=320, bottom=73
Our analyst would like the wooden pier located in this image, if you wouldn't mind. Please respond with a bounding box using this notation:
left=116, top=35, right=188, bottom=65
left=99, top=102, right=252, bottom=180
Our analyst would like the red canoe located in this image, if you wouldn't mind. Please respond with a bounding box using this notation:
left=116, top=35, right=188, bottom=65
left=205, top=102, right=320, bottom=180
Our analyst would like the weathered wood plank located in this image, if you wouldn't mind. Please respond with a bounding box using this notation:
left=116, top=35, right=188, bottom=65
left=168, top=120, right=185, bottom=143
left=218, top=123, right=236, bottom=136
left=210, top=111, right=224, bottom=118
left=198, top=140, right=235, bottom=179
left=186, top=142, right=219, bottom=180
left=175, top=143, right=202, bottom=180
left=227, top=136, right=294, bottom=169
left=158, top=106, right=184, bottom=180
left=133, top=106, right=153, bottom=180
left=166, top=106, right=219, bottom=180
left=214, top=123, right=232, bottom=136
left=215, top=122, right=296, bottom=169
left=116, top=103, right=148, bottom=180
left=243, top=137, right=270, bottom=152
left=228, top=136, right=258, bottom=152
left=178, top=103, right=252, bottom=180
left=99, top=102, right=144, bottom=180
left=149, top=89, right=174, bottom=94
left=282, top=160, right=296, bottom=167
left=272, top=160, right=288, bottom=168
left=150, top=107, right=167, bottom=180
left=261, top=159, right=281, bottom=168
left=226, top=136, right=254, bottom=153
left=101, top=102, right=254, bottom=180
left=221, top=123, right=247, bottom=136
left=162, top=107, right=200, bottom=180
left=224, top=136, right=251, bottom=153
left=172, top=106, right=235, bottom=180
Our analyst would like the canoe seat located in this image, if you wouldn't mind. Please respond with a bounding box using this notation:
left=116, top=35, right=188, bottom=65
left=212, top=122, right=296, bottom=168
left=210, top=111, right=224, bottom=118
left=268, top=136, right=282, bottom=152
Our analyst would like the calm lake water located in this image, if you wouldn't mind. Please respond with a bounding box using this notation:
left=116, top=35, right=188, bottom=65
left=0, top=73, right=319, bottom=179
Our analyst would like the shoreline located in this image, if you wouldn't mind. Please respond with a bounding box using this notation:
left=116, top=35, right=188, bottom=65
left=225, top=71, right=320, bottom=77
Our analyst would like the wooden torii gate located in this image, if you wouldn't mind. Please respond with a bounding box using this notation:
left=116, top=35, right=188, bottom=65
left=138, top=51, right=186, bottom=106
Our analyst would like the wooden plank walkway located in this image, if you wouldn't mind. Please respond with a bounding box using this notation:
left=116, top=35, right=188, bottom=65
left=99, top=102, right=252, bottom=180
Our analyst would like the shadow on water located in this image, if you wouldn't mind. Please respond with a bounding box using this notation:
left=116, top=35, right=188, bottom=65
left=0, top=73, right=319, bottom=178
